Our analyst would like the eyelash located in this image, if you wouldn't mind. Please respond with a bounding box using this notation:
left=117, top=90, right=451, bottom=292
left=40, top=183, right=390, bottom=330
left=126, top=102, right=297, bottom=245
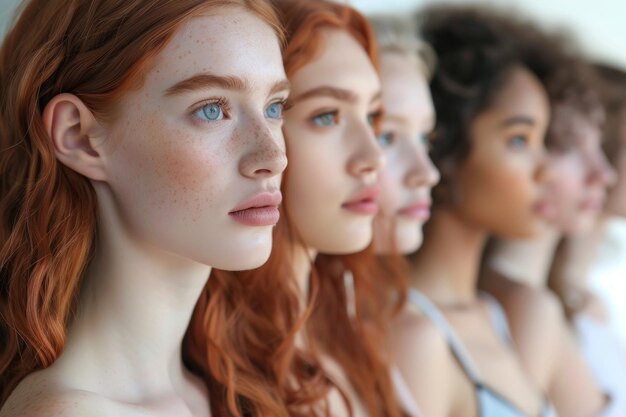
left=508, top=134, right=529, bottom=150
left=191, top=97, right=230, bottom=124
left=191, top=97, right=289, bottom=124
left=310, top=109, right=340, bottom=127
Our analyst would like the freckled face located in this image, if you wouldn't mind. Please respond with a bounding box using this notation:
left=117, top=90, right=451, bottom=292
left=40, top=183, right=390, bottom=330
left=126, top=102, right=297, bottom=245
left=282, top=29, right=384, bottom=254
left=373, top=52, right=440, bottom=255
left=100, top=9, right=289, bottom=270
left=450, top=67, right=551, bottom=238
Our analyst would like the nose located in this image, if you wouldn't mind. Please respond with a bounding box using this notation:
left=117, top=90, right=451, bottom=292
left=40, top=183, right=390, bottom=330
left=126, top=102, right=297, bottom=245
left=534, top=146, right=553, bottom=185
left=589, top=151, right=617, bottom=188
left=346, top=121, right=385, bottom=180
left=238, top=123, right=288, bottom=179
left=405, top=143, right=441, bottom=189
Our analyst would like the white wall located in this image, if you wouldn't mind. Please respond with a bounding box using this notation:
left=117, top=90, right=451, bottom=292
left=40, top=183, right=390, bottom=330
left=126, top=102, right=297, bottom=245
left=347, top=0, right=626, bottom=69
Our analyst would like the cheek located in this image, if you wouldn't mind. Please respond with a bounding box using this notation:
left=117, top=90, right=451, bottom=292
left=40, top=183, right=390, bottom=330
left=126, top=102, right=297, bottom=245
left=378, top=167, right=401, bottom=215
left=108, top=115, right=227, bottom=220
left=460, top=158, right=534, bottom=205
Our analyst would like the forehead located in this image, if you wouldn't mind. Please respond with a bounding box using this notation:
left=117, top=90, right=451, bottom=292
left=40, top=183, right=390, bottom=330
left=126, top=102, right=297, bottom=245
left=488, top=67, right=549, bottom=121
left=142, top=9, right=284, bottom=93
left=380, top=53, right=433, bottom=117
left=288, top=28, right=380, bottom=98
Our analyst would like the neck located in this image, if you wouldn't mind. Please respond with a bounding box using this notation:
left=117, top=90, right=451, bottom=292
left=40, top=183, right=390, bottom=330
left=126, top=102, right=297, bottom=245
left=57, top=185, right=210, bottom=400
left=550, top=217, right=609, bottom=294
left=409, top=209, right=487, bottom=304
left=292, top=244, right=316, bottom=313
left=488, top=227, right=561, bottom=288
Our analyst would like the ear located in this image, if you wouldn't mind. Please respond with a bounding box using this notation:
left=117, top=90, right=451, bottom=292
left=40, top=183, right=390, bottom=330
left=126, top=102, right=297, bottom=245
left=42, top=93, right=108, bottom=181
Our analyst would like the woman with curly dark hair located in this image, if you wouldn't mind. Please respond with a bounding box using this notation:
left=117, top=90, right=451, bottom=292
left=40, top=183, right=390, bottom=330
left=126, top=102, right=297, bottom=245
left=389, top=5, right=607, bottom=417
left=482, top=56, right=622, bottom=416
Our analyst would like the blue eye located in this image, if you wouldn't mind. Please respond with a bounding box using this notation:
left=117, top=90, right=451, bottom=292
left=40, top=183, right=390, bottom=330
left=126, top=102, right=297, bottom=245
left=508, top=135, right=528, bottom=149
left=195, top=102, right=225, bottom=122
left=377, top=132, right=395, bottom=147
left=265, top=102, right=284, bottom=120
left=312, top=111, right=338, bottom=127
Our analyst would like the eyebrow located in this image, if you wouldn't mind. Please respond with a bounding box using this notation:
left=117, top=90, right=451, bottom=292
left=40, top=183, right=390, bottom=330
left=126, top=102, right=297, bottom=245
left=164, top=73, right=290, bottom=97
left=288, top=86, right=381, bottom=106
left=383, top=114, right=436, bottom=129
left=501, top=115, right=536, bottom=127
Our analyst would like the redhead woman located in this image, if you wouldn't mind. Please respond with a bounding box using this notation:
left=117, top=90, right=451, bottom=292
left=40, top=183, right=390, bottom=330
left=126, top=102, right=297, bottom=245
left=0, top=1, right=290, bottom=416
left=202, top=1, right=412, bottom=416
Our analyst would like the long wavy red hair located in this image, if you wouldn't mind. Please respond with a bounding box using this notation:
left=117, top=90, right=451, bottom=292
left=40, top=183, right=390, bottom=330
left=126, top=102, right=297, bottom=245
left=195, top=1, right=409, bottom=416
left=0, top=0, right=285, bottom=413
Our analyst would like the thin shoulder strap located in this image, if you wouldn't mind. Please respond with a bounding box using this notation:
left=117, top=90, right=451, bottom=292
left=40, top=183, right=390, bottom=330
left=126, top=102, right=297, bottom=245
left=407, top=289, right=483, bottom=383
left=479, top=291, right=514, bottom=346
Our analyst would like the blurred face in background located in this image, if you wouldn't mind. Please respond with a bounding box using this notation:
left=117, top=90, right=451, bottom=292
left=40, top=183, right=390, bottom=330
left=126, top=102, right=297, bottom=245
left=282, top=28, right=384, bottom=254
left=603, top=106, right=626, bottom=218
left=448, top=67, right=552, bottom=238
left=542, top=105, right=616, bottom=234
left=373, top=52, right=440, bottom=254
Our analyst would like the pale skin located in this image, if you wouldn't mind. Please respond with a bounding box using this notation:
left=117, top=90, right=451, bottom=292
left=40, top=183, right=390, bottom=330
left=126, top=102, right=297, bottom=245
left=390, top=67, right=553, bottom=417
left=484, top=106, right=616, bottom=417
left=1, top=8, right=288, bottom=417
left=282, top=28, right=384, bottom=417
left=372, top=51, right=440, bottom=255
left=372, top=50, right=440, bottom=417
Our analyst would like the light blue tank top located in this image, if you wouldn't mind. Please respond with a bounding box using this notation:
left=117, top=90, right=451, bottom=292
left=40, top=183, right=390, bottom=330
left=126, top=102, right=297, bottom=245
left=408, top=289, right=559, bottom=417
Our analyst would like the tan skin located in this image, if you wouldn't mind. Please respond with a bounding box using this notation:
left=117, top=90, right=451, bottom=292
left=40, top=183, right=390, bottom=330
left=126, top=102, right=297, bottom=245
left=483, top=106, right=616, bottom=417
left=390, top=67, right=552, bottom=417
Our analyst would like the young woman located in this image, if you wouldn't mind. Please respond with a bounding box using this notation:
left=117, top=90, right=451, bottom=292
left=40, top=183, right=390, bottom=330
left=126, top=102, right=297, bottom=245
left=202, top=1, right=410, bottom=416
left=0, top=1, right=292, bottom=416
left=369, top=15, right=440, bottom=256
left=545, top=64, right=626, bottom=412
left=482, top=57, right=622, bottom=417
left=389, top=6, right=561, bottom=417
left=368, top=15, right=440, bottom=417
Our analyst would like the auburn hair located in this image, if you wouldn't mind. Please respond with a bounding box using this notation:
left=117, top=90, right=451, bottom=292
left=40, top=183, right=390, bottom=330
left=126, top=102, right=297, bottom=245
left=0, top=0, right=285, bottom=413
left=199, top=1, right=408, bottom=416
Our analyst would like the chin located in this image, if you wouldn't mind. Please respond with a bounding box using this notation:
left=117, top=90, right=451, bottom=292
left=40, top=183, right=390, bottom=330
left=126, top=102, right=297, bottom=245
left=213, top=249, right=272, bottom=271
left=212, top=236, right=273, bottom=271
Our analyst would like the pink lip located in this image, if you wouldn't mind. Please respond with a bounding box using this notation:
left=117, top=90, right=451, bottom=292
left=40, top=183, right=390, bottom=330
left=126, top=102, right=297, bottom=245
left=580, top=198, right=604, bottom=211
left=229, top=191, right=282, bottom=226
left=342, top=186, right=380, bottom=215
left=398, top=200, right=431, bottom=220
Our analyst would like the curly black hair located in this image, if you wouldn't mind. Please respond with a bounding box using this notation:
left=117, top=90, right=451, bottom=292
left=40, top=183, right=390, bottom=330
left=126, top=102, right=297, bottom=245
left=416, top=4, right=578, bottom=168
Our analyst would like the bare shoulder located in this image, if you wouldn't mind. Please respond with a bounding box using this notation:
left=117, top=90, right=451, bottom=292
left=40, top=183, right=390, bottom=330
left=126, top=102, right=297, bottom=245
left=389, top=306, right=450, bottom=361
left=388, top=307, right=457, bottom=417
left=0, top=373, right=134, bottom=417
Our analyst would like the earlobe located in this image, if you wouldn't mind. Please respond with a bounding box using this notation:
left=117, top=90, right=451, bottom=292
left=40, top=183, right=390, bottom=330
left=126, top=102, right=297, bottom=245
left=43, top=93, right=108, bottom=181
